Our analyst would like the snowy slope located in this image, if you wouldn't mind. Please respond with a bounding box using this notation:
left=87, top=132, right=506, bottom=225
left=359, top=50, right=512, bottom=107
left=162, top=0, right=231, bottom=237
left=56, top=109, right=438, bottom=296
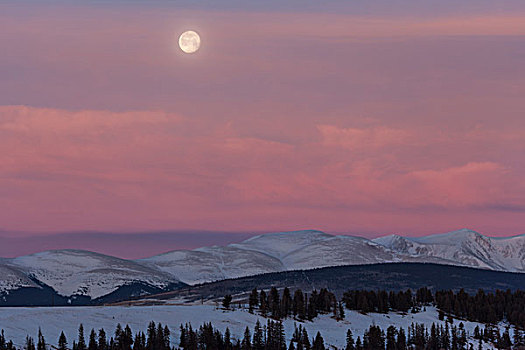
left=373, top=229, right=525, bottom=272
left=282, top=235, right=396, bottom=269
left=6, top=250, right=179, bottom=299
left=0, top=265, right=39, bottom=292
left=0, top=305, right=504, bottom=350
left=139, top=246, right=285, bottom=285
left=281, top=235, right=453, bottom=270
left=231, top=230, right=332, bottom=260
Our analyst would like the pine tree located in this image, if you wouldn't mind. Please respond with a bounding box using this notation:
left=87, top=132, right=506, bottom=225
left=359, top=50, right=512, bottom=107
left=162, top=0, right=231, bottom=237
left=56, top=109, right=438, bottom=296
left=386, top=326, right=397, bottom=350
left=266, top=320, right=274, bottom=350
left=24, top=336, right=35, bottom=350
left=225, top=328, right=232, bottom=350
left=241, top=327, right=251, bottom=350
left=345, top=330, right=355, bottom=350
left=429, top=323, right=438, bottom=350
left=146, top=322, right=156, bottom=350
left=364, top=325, right=385, bottom=350
left=338, top=302, right=345, bottom=321
left=249, top=289, right=259, bottom=314
left=98, top=329, right=108, bottom=350
left=253, top=320, right=264, bottom=350
left=88, top=329, right=97, bottom=350
left=259, top=291, right=268, bottom=316
left=134, top=332, right=146, bottom=350
left=439, top=310, right=445, bottom=321
left=0, top=330, right=5, bottom=350
left=78, top=324, right=87, bottom=350
left=155, top=323, right=164, bottom=350
left=301, top=328, right=310, bottom=350
left=458, top=323, right=467, bottom=350
left=37, top=328, right=46, bottom=350
left=124, top=325, right=134, bottom=350
left=311, top=333, right=324, bottom=350
left=443, top=323, right=450, bottom=350
left=223, top=295, right=233, bottom=309
left=293, top=290, right=306, bottom=320
left=58, top=332, right=68, bottom=350
left=355, top=337, right=362, bottom=350
left=163, top=326, right=170, bottom=350
left=281, top=288, right=292, bottom=318
left=189, top=324, right=198, bottom=350
left=114, top=324, right=123, bottom=350
left=277, top=321, right=286, bottom=350
left=397, top=328, right=407, bottom=350
left=269, top=287, right=281, bottom=319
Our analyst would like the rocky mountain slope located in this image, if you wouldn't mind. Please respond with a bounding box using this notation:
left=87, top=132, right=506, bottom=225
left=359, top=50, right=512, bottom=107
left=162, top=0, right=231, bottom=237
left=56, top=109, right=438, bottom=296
left=373, top=229, right=525, bottom=272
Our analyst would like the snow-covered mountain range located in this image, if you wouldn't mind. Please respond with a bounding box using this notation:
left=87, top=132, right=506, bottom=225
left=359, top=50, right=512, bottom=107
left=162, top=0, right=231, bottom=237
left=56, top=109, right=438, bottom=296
left=1, top=229, right=524, bottom=301
left=7, top=250, right=178, bottom=299
left=373, top=229, right=525, bottom=273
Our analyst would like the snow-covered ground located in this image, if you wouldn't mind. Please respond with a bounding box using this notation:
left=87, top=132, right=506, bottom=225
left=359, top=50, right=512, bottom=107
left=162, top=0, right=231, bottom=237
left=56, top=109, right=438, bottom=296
left=0, top=305, right=503, bottom=349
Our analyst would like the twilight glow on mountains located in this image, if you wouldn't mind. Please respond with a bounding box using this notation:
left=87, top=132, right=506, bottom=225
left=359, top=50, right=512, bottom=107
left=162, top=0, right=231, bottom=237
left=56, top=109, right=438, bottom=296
left=1, top=1, right=524, bottom=257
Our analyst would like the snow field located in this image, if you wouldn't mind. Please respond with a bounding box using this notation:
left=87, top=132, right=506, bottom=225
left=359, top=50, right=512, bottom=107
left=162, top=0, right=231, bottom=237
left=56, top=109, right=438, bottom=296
left=0, top=305, right=503, bottom=349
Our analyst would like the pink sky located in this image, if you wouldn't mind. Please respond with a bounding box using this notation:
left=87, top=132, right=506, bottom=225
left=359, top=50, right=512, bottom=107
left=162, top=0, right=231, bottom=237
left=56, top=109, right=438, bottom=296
left=1, top=2, right=524, bottom=256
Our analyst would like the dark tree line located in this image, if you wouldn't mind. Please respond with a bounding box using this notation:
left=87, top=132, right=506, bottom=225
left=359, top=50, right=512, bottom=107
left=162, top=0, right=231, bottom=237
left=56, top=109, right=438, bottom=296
left=345, top=322, right=524, bottom=350
left=247, top=287, right=338, bottom=321
left=342, top=290, right=415, bottom=314
left=178, top=320, right=327, bottom=350
left=245, top=287, right=434, bottom=320
left=2, top=318, right=525, bottom=350
left=0, top=320, right=326, bottom=350
left=435, top=289, right=525, bottom=327
left=340, top=287, right=525, bottom=329
left=2, top=322, right=172, bottom=350
left=0, top=331, right=15, bottom=350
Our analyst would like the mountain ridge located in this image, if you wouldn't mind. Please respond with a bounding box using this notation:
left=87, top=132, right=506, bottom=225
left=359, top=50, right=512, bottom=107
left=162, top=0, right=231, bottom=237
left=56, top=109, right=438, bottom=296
left=1, top=228, right=524, bottom=302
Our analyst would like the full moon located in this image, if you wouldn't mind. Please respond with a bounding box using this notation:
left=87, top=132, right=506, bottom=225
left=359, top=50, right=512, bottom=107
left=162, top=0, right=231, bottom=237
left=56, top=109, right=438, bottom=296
left=178, top=31, right=201, bottom=54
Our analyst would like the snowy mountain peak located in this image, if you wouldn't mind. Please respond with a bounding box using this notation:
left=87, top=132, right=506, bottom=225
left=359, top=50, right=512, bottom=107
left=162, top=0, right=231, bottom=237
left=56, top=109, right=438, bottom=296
left=1, top=228, right=524, bottom=300
left=375, top=229, right=525, bottom=272
left=231, top=230, right=333, bottom=260
left=7, top=249, right=179, bottom=299
left=408, top=229, right=483, bottom=245
left=372, top=234, right=406, bottom=247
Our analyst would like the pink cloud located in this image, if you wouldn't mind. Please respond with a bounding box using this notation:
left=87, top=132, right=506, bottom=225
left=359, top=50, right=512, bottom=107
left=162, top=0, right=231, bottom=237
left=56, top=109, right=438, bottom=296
left=1, top=105, right=523, bottom=237
left=405, top=162, right=515, bottom=207
left=317, top=124, right=412, bottom=150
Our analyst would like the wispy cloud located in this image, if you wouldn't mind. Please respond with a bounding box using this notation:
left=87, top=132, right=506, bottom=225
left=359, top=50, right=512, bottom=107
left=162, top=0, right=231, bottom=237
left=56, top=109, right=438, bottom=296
left=1, top=105, right=523, bottom=237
